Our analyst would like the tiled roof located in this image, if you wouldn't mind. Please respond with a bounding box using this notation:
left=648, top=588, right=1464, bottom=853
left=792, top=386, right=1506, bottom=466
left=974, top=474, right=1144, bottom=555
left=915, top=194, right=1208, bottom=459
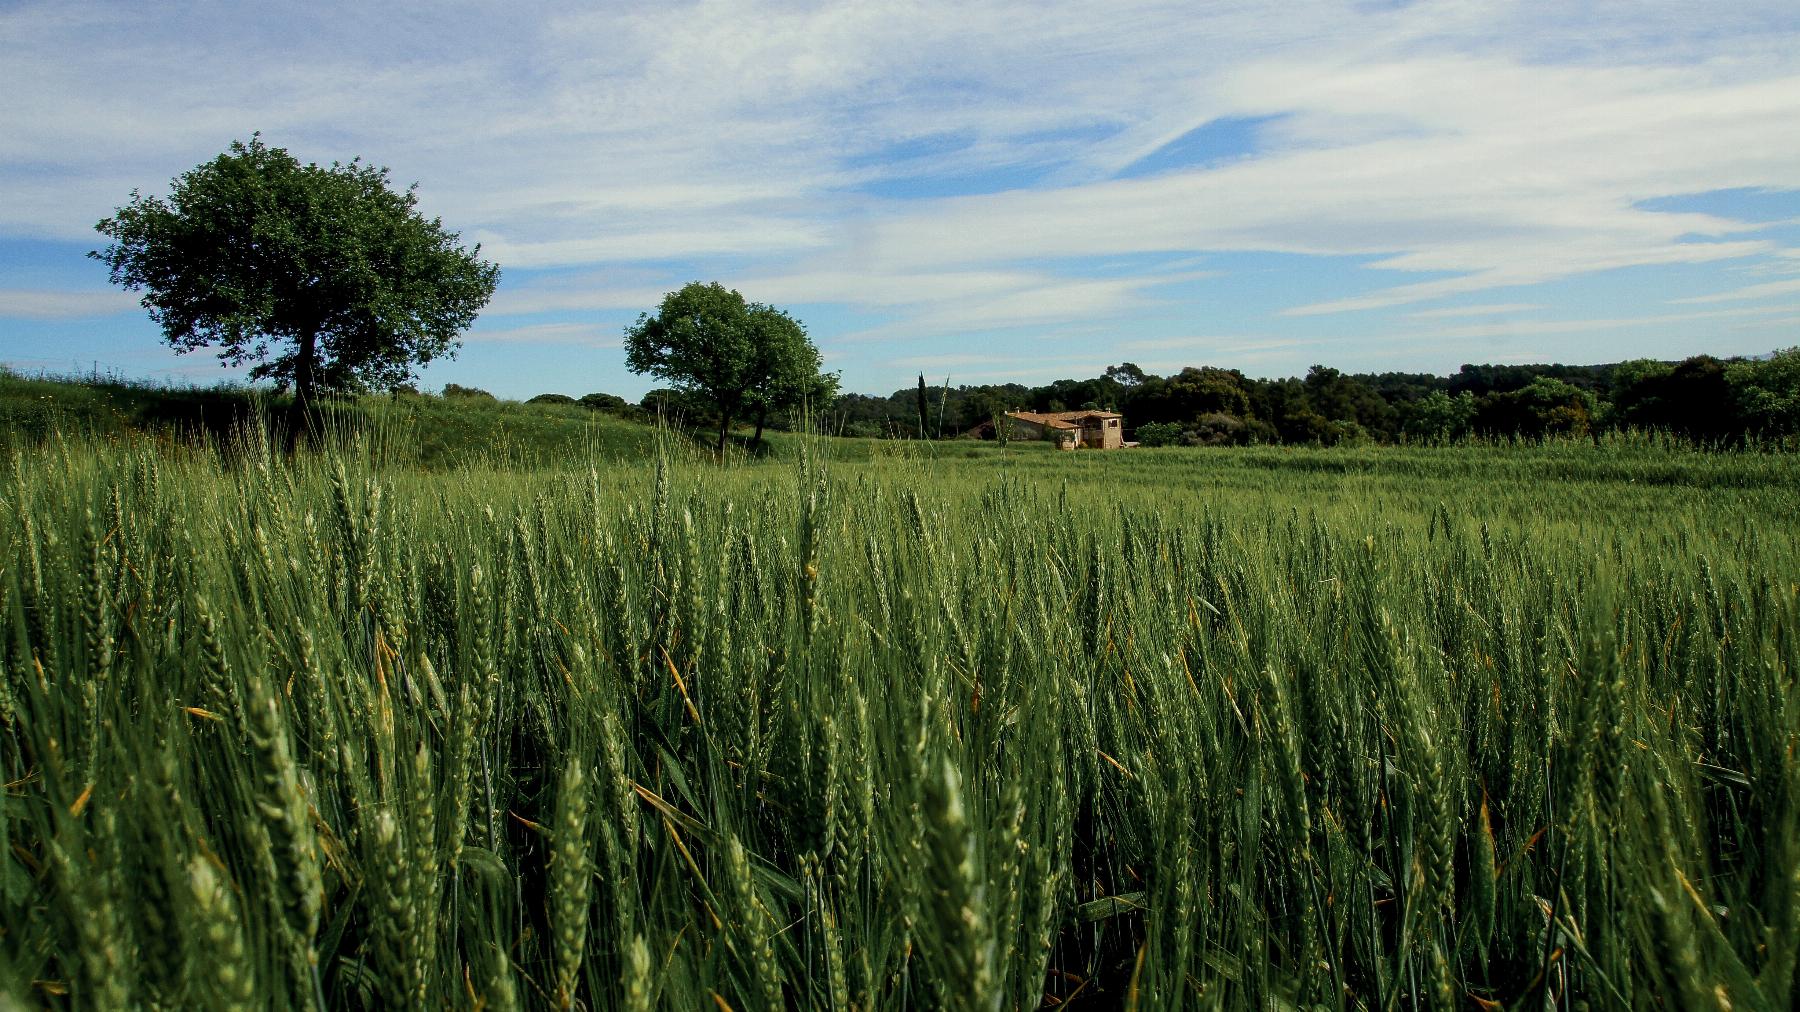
left=1005, top=409, right=1121, bottom=428
left=1004, top=411, right=1080, bottom=429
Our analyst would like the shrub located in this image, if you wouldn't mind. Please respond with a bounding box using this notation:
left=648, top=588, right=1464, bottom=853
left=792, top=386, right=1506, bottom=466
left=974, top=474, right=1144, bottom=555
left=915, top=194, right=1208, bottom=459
left=579, top=393, right=630, bottom=413
left=1186, top=412, right=1248, bottom=446
left=1133, top=420, right=1184, bottom=447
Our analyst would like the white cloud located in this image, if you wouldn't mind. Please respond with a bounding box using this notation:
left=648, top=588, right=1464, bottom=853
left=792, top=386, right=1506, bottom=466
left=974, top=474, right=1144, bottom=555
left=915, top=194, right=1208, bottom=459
left=471, top=221, right=836, bottom=270
left=3, top=0, right=1800, bottom=363
left=1732, top=315, right=1800, bottom=331
left=1399, top=303, right=1800, bottom=343
left=0, top=287, right=140, bottom=319
left=1118, top=334, right=1314, bottom=354
left=853, top=55, right=1800, bottom=315
left=463, top=322, right=620, bottom=347
left=885, top=352, right=1019, bottom=371
left=484, top=281, right=676, bottom=317
left=1671, top=277, right=1800, bottom=304
left=884, top=356, right=1112, bottom=385
left=1407, top=303, right=1546, bottom=319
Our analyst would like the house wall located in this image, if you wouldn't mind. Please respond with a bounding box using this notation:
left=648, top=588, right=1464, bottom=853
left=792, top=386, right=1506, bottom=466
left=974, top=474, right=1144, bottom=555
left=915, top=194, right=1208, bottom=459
left=1006, top=413, right=1123, bottom=449
left=1076, top=418, right=1123, bottom=449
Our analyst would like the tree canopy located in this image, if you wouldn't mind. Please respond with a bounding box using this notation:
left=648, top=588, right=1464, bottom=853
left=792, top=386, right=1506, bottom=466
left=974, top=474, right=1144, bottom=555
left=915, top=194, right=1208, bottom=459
left=92, top=135, right=499, bottom=417
left=743, top=304, right=837, bottom=445
left=624, top=282, right=836, bottom=451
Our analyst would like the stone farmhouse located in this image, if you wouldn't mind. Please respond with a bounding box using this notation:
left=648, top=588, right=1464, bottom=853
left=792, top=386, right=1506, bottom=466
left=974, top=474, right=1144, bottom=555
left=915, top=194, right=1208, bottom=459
left=1002, top=409, right=1127, bottom=449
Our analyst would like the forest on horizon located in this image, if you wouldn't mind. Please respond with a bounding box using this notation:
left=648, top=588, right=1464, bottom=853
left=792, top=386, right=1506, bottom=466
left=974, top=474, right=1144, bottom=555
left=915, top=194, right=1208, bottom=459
left=797, top=348, right=1800, bottom=446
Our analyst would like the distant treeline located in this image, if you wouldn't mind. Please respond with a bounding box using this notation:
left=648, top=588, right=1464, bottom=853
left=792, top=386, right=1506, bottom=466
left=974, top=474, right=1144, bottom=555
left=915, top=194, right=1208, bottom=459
left=811, top=350, right=1800, bottom=446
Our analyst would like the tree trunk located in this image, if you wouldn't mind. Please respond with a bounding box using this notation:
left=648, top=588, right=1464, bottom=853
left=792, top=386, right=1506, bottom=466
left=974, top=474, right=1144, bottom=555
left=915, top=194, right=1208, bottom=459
left=288, top=327, right=319, bottom=451
left=752, top=405, right=768, bottom=449
left=716, top=411, right=732, bottom=455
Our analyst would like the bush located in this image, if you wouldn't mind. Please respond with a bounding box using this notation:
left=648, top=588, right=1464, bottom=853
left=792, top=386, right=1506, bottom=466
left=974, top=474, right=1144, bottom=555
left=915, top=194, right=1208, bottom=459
left=528, top=393, right=577, bottom=406
left=1245, top=418, right=1281, bottom=445
left=1186, top=412, right=1248, bottom=447
left=579, top=392, right=630, bottom=413
left=1134, top=421, right=1185, bottom=447
left=443, top=383, right=496, bottom=400
left=1401, top=391, right=1477, bottom=444
left=641, top=388, right=707, bottom=419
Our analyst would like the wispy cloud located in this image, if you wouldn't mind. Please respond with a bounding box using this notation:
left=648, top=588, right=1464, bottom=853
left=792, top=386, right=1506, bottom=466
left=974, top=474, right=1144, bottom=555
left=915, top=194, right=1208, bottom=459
left=1399, top=303, right=1800, bottom=343
left=0, top=288, right=139, bottom=319
left=3, top=1, right=1799, bottom=391
left=1406, top=303, right=1545, bottom=319
left=464, top=322, right=621, bottom=347
left=1118, top=334, right=1315, bottom=354
left=484, top=281, right=672, bottom=317
left=1671, top=277, right=1800, bottom=304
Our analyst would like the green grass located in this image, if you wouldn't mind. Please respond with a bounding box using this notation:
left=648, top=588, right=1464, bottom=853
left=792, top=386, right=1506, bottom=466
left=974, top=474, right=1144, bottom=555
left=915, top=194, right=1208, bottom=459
left=1, top=424, right=1797, bottom=1009
left=0, top=370, right=1065, bottom=470
left=0, top=371, right=671, bottom=467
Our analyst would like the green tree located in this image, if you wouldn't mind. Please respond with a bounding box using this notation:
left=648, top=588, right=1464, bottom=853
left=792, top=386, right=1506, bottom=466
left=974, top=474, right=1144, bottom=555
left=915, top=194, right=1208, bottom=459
left=1600, top=355, right=1748, bottom=442
left=578, top=392, right=631, bottom=414
left=1304, top=365, right=1397, bottom=439
left=1133, top=420, right=1184, bottom=447
left=1606, top=358, right=1675, bottom=431
left=624, top=282, right=831, bottom=453
left=626, top=283, right=752, bottom=452
left=957, top=387, right=1011, bottom=434
left=1475, top=376, right=1595, bottom=438
left=1103, top=362, right=1148, bottom=388
left=640, top=387, right=706, bottom=420
left=91, top=135, right=499, bottom=421
left=1125, top=366, right=1252, bottom=430
left=1727, top=347, right=1800, bottom=438
left=1401, top=390, right=1477, bottom=443
left=743, top=305, right=838, bottom=447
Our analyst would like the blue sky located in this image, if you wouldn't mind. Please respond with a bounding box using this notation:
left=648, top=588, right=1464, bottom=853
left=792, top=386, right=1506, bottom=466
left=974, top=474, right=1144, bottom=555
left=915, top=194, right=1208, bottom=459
left=3, top=0, right=1799, bottom=399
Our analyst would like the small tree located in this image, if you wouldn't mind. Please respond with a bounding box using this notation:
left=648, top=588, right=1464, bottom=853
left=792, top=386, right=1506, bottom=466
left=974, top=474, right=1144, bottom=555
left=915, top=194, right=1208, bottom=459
left=915, top=373, right=929, bottom=440
left=1402, top=390, right=1477, bottom=443
left=92, top=136, right=498, bottom=424
left=744, top=304, right=838, bottom=447
left=624, top=282, right=832, bottom=453
left=1134, top=421, right=1184, bottom=447
left=1727, top=347, right=1800, bottom=438
left=578, top=392, right=631, bottom=414
left=1104, top=362, right=1147, bottom=388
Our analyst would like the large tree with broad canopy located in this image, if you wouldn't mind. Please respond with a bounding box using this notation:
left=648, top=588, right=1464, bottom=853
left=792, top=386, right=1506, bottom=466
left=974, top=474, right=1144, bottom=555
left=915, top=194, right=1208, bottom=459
left=92, top=135, right=499, bottom=424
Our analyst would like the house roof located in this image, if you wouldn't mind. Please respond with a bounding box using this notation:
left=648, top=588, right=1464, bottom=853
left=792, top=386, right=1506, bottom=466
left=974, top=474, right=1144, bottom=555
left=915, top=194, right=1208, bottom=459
left=1005, top=409, right=1122, bottom=429
left=1005, top=410, right=1080, bottom=429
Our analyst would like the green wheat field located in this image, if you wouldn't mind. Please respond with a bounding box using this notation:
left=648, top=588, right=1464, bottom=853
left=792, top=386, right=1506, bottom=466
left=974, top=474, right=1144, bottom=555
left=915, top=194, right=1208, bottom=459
left=2, top=427, right=1797, bottom=1010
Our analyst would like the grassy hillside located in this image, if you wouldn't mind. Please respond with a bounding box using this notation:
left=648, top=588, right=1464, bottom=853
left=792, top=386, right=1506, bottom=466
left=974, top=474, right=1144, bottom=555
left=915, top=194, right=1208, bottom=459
left=0, top=370, right=1056, bottom=469
left=0, top=370, right=676, bottom=467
